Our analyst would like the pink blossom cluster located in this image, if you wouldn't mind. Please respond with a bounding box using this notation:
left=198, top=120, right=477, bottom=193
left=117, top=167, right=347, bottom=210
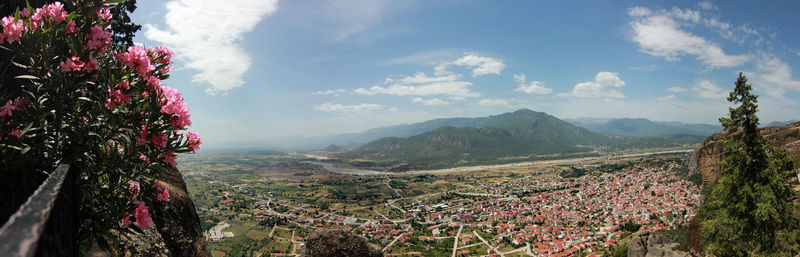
left=105, top=80, right=132, bottom=109
left=96, top=8, right=112, bottom=22
left=33, top=2, right=68, bottom=24
left=1, top=99, right=18, bottom=117
left=1, top=17, right=24, bottom=44
left=1, top=2, right=68, bottom=43
left=155, top=181, right=170, bottom=202
left=60, top=55, right=98, bottom=73
left=115, top=46, right=156, bottom=79
left=149, top=46, right=173, bottom=74
left=159, top=150, right=177, bottom=167
left=150, top=132, right=168, bottom=149
left=186, top=131, right=202, bottom=153
left=133, top=200, right=151, bottom=230
left=85, top=25, right=112, bottom=51
left=65, top=20, right=77, bottom=34
left=160, top=86, right=191, bottom=129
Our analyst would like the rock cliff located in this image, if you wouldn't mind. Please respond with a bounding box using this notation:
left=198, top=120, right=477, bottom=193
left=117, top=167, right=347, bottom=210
left=689, top=122, right=800, bottom=188
left=98, top=167, right=209, bottom=257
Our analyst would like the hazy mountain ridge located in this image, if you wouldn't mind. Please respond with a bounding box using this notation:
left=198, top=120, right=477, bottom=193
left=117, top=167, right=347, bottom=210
left=233, top=110, right=717, bottom=151
left=762, top=120, right=799, bottom=128
left=348, top=110, right=606, bottom=162
left=344, top=109, right=704, bottom=167
left=566, top=118, right=720, bottom=137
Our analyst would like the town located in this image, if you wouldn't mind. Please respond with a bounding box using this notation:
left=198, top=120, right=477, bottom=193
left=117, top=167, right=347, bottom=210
left=180, top=153, right=701, bottom=257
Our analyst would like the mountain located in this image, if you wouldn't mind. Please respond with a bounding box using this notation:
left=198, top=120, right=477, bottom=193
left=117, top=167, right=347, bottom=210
left=344, top=109, right=704, bottom=169
left=762, top=120, right=799, bottom=127
left=350, top=110, right=607, bottom=161
left=235, top=111, right=711, bottom=152
left=566, top=118, right=720, bottom=137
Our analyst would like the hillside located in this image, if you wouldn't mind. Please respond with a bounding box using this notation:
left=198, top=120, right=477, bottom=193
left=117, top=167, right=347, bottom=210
left=566, top=118, right=720, bottom=137
left=344, top=109, right=703, bottom=168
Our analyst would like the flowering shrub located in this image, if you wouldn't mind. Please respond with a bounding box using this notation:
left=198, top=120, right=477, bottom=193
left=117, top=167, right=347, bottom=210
left=0, top=0, right=200, bottom=248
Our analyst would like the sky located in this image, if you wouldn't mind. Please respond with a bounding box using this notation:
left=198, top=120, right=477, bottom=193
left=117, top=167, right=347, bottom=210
left=129, top=0, right=800, bottom=148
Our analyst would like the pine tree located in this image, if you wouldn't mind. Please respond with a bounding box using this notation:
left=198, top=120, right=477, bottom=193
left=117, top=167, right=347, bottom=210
left=700, top=73, right=800, bottom=256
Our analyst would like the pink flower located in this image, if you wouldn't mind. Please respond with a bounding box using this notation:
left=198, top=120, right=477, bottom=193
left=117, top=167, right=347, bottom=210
left=129, top=180, right=141, bottom=198
left=136, top=126, right=148, bottom=146
left=159, top=150, right=177, bottom=167
left=186, top=131, right=202, bottom=153
left=117, top=46, right=155, bottom=77
left=155, top=181, right=170, bottom=202
left=150, top=133, right=167, bottom=149
left=160, top=86, right=192, bottom=129
left=121, top=212, right=132, bottom=228
left=139, top=153, right=149, bottom=163
left=134, top=201, right=151, bottom=230
left=85, top=25, right=111, bottom=51
left=104, top=80, right=131, bottom=109
left=65, top=20, right=77, bottom=34
left=0, top=100, right=17, bottom=116
left=2, top=16, right=24, bottom=44
left=43, top=2, right=67, bottom=23
left=84, top=56, right=99, bottom=73
left=97, top=8, right=112, bottom=22
left=9, top=129, right=22, bottom=138
left=149, top=46, right=173, bottom=65
left=145, top=75, right=162, bottom=88
left=60, top=56, right=84, bottom=72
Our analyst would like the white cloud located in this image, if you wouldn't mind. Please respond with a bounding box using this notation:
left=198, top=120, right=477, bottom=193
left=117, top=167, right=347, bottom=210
left=478, top=99, right=511, bottom=108
left=657, top=94, right=677, bottom=101
left=692, top=80, right=725, bottom=99
left=698, top=1, right=717, bottom=10
left=752, top=55, right=800, bottom=102
left=312, top=89, right=347, bottom=96
left=569, top=72, right=626, bottom=99
left=411, top=97, right=450, bottom=106
left=298, top=0, right=396, bottom=42
left=667, top=86, right=688, bottom=93
left=398, top=72, right=461, bottom=84
left=356, top=54, right=503, bottom=98
left=145, top=0, right=279, bottom=95
left=513, top=74, right=552, bottom=95
left=355, top=81, right=480, bottom=98
left=378, top=50, right=458, bottom=66
left=435, top=54, right=506, bottom=77
left=313, top=103, right=383, bottom=112
left=353, top=88, right=376, bottom=96
left=628, top=7, right=751, bottom=68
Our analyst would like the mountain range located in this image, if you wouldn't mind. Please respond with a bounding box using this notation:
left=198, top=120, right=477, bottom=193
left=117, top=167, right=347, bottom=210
left=340, top=109, right=707, bottom=169
left=565, top=118, right=720, bottom=137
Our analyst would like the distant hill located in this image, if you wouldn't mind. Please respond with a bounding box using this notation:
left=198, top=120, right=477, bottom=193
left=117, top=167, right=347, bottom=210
left=344, top=109, right=703, bottom=168
left=238, top=110, right=712, bottom=151
left=762, top=120, right=799, bottom=128
left=566, top=118, right=720, bottom=137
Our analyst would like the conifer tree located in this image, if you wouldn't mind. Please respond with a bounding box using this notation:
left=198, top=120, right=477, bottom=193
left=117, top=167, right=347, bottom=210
left=700, top=72, right=800, bottom=256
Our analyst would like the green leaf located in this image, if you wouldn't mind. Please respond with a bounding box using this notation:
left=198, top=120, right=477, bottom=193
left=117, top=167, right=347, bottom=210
left=25, top=1, right=33, bottom=17
left=15, top=75, right=40, bottom=80
left=11, top=61, right=31, bottom=69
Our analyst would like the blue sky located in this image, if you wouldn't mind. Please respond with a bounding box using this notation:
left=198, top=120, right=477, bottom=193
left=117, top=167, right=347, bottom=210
left=130, top=0, right=800, bottom=148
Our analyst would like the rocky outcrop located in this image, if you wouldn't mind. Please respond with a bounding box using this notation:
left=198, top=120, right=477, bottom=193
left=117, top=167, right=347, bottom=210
left=104, top=167, right=209, bottom=257
left=628, top=231, right=690, bottom=257
left=689, top=122, right=800, bottom=188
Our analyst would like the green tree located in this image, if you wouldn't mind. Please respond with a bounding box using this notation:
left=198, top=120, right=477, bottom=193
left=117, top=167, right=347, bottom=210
left=700, top=73, right=800, bottom=256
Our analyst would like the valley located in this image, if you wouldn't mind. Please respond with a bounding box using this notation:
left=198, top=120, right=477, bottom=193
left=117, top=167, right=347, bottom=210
left=181, top=150, right=701, bottom=256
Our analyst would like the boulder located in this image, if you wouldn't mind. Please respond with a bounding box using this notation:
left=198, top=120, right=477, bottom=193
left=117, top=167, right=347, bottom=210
left=628, top=231, right=690, bottom=257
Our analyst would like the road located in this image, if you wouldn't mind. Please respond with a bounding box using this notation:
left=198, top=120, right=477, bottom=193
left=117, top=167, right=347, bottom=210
left=307, top=149, right=693, bottom=176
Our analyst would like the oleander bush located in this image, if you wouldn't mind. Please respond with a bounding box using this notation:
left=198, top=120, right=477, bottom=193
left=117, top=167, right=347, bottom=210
left=0, top=0, right=200, bottom=250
